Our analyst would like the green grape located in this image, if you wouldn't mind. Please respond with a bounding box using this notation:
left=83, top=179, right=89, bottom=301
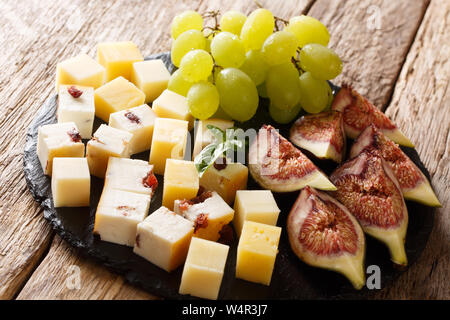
left=220, top=11, right=247, bottom=35
left=324, top=82, right=334, bottom=110
left=211, top=106, right=233, bottom=120
left=269, top=102, right=302, bottom=124
left=299, top=44, right=342, bottom=80
left=168, top=69, right=193, bottom=96
left=240, top=8, right=274, bottom=51
left=257, top=82, right=268, bottom=98
left=262, top=31, right=298, bottom=66
left=284, top=15, right=329, bottom=47
left=171, top=10, right=203, bottom=39
left=187, top=82, right=220, bottom=120
left=239, top=50, right=268, bottom=86
left=215, top=68, right=259, bottom=122
left=211, top=32, right=246, bottom=68
left=179, top=49, right=213, bottom=82
left=298, top=72, right=329, bottom=113
left=266, top=63, right=301, bottom=110
left=171, top=30, right=206, bottom=67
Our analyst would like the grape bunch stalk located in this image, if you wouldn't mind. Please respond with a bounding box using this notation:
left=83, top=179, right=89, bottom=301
left=168, top=8, right=343, bottom=123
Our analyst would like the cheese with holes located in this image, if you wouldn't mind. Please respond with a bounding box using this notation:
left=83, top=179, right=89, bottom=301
left=131, top=59, right=170, bottom=103
left=192, top=119, right=234, bottom=160
left=163, top=159, right=199, bottom=210
left=56, top=53, right=105, bottom=91
left=52, top=157, right=90, bottom=207
left=152, top=89, right=194, bottom=129
left=133, top=206, right=194, bottom=272
left=179, top=237, right=229, bottom=300
left=236, top=221, right=281, bottom=286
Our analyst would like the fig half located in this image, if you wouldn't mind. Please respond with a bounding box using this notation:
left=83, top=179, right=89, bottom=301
left=249, top=125, right=336, bottom=192
left=332, top=84, right=414, bottom=147
left=290, top=111, right=346, bottom=163
left=287, top=186, right=366, bottom=289
left=330, top=150, right=409, bottom=266
left=350, top=124, right=441, bottom=207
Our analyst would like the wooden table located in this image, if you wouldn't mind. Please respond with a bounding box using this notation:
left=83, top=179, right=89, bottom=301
left=0, top=0, right=448, bottom=300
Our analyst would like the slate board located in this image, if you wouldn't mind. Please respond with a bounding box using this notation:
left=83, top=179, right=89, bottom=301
left=23, top=52, right=435, bottom=300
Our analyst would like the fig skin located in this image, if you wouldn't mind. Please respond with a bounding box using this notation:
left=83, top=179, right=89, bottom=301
left=287, top=186, right=366, bottom=289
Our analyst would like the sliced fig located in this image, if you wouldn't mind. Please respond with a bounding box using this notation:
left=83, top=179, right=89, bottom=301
left=350, top=124, right=440, bottom=207
left=330, top=150, right=409, bottom=266
left=249, top=125, right=336, bottom=192
left=290, top=111, right=346, bottom=163
left=332, top=84, right=414, bottom=147
left=287, top=186, right=366, bottom=289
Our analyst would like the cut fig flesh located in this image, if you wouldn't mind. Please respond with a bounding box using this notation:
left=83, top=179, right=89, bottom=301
left=287, top=186, right=366, bottom=289
left=330, top=151, right=409, bottom=266
left=290, top=111, right=346, bottom=163
left=350, top=124, right=441, bottom=207
left=249, top=125, right=336, bottom=192
left=332, top=85, right=414, bottom=147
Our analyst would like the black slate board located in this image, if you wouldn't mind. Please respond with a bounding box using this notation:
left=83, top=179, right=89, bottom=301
left=23, top=52, right=436, bottom=300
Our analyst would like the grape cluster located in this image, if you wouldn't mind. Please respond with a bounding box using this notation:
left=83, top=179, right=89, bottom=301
left=169, top=9, right=342, bottom=123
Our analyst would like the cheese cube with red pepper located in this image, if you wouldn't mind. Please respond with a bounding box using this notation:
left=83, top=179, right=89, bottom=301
left=152, top=89, right=194, bottom=129
left=131, top=59, right=170, bottom=103
left=192, top=119, right=234, bottom=160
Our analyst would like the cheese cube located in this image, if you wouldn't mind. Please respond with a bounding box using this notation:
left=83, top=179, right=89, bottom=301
left=109, top=104, right=157, bottom=155
left=57, top=85, right=95, bottom=138
left=97, top=41, right=144, bottom=82
left=105, top=157, right=157, bottom=196
left=200, top=162, right=248, bottom=205
left=94, top=188, right=150, bottom=246
left=94, top=76, right=145, bottom=122
left=233, top=190, right=280, bottom=237
left=236, top=221, right=281, bottom=286
left=86, top=124, right=132, bottom=178
left=51, top=157, right=90, bottom=207
left=152, top=89, right=194, bottom=129
left=163, top=159, right=199, bottom=210
left=133, top=206, right=194, bottom=272
left=55, top=53, right=105, bottom=91
left=179, top=237, right=229, bottom=300
left=192, top=119, right=234, bottom=160
left=149, top=118, right=188, bottom=174
left=37, top=122, right=85, bottom=175
left=174, top=191, right=234, bottom=241
left=131, top=60, right=170, bottom=103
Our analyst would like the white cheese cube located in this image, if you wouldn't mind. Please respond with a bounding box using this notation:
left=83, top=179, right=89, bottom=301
left=133, top=206, right=194, bottom=272
left=192, top=119, right=234, bottom=160
left=57, top=85, right=95, bottom=138
left=131, top=59, right=170, bottom=103
left=152, top=89, right=194, bottom=129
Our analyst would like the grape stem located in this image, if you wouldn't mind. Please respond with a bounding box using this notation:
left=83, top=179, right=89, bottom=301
left=202, top=10, right=221, bottom=31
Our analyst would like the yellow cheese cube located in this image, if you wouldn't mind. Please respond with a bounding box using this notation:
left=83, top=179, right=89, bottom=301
left=192, top=119, right=234, bottom=160
left=109, top=104, right=157, bottom=155
left=200, top=162, right=248, bottom=205
left=149, top=118, right=188, bottom=174
left=133, top=206, right=194, bottom=272
left=56, top=53, right=106, bottom=91
left=233, top=190, right=280, bottom=237
left=179, top=237, right=229, bottom=300
left=131, top=60, right=170, bottom=103
left=94, top=76, right=145, bottom=122
left=163, top=159, right=199, bottom=210
left=51, top=157, right=90, bottom=207
left=236, top=221, right=281, bottom=286
left=152, top=89, right=194, bottom=129
left=97, top=41, right=143, bottom=82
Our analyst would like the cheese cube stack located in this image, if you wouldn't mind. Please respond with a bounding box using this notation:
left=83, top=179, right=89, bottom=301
left=179, top=237, right=229, bottom=300
left=94, top=76, right=145, bottom=122
left=94, top=188, right=151, bottom=246
left=51, top=157, right=90, bottom=207
left=86, top=124, right=132, bottom=178
left=236, top=221, right=281, bottom=286
left=133, top=206, right=194, bottom=272
left=192, top=119, right=234, bottom=160
left=163, top=159, right=199, bottom=210
left=200, top=162, right=248, bottom=205
left=57, top=85, right=95, bottom=138
left=55, top=53, right=105, bottom=91
left=109, top=104, right=157, bottom=155
left=97, top=41, right=143, bottom=82
left=149, top=118, right=188, bottom=174
left=131, top=59, right=170, bottom=103
left=233, top=190, right=280, bottom=237
left=174, top=191, right=234, bottom=241
left=152, top=89, right=194, bottom=129
left=37, top=122, right=85, bottom=175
